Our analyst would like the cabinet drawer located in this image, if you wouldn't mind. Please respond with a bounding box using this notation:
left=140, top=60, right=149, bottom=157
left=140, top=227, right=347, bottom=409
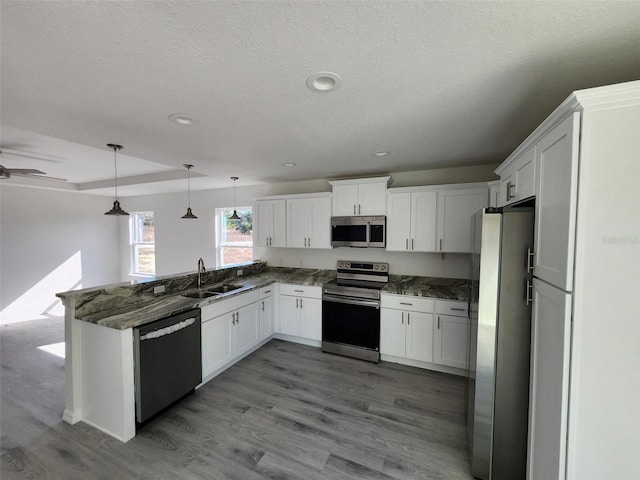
left=260, top=285, right=275, bottom=299
left=201, top=298, right=235, bottom=321
left=279, top=284, right=321, bottom=299
left=435, top=299, right=468, bottom=317
left=381, top=294, right=434, bottom=313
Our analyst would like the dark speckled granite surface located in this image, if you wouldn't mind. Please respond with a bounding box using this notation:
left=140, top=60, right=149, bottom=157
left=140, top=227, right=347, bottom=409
left=58, top=263, right=468, bottom=330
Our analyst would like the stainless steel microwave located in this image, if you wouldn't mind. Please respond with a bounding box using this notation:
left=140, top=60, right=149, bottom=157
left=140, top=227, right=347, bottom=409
left=330, top=216, right=386, bottom=248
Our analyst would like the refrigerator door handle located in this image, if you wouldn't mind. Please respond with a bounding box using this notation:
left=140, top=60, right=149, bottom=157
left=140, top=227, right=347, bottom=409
left=526, top=248, right=535, bottom=273
left=525, top=280, right=534, bottom=306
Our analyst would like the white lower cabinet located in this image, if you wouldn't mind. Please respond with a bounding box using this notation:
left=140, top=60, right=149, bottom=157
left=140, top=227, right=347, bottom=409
left=380, top=295, right=434, bottom=362
left=433, top=314, right=468, bottom=369
left=259, top=286, right=275, bottom=341
left=201, top=290, right=260, bottom=379
left=278, top=284, right=322, bottom=341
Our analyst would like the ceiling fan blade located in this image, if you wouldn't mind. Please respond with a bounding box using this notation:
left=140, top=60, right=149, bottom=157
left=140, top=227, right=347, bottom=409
left=8, top=168, right=46, bottom=175
left=11, top=172, right=67, bottom=181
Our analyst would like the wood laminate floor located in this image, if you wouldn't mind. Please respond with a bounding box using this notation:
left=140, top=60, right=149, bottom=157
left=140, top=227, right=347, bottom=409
left=1, top=317, right=473, bottom=479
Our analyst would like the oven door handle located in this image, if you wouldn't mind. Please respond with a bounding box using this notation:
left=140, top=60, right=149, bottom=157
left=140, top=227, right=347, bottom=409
left=323, top=295, right=380, bottom=308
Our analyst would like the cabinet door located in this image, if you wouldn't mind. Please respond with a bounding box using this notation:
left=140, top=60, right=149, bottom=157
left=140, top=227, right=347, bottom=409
left=500, top=173, right=513, bottom=207
left=332, top=184, right=359, bottom=216
left=534, top=113, right=580, bottom=291
left=380, top=309, right=405, bottom=356
left=433, top=314, right=469, bottom=369
left=202, top=315, right=234, bottom=378
left=386, top=193, right=412, bottom=251
left=528, top=279, right=572, bottom=480
left=405, top=311, right=434, bottom=362
left=437, top=187, right=488, bottom=252
left=279, top=295, right=300, bottom=336
left=307, top=197, right=331, bottom=249
left=411, top=191, right=437, bottom=252
left=271, top=200, right=287, bottom=247
left=358, top=181, right=387, bottom=215
left=299, top=297, right=322, bottom=341
left=286, top=199, right=309, bottom=248
left=488, top=181, right=501, bottom=208
left=235, top=302, right=259, bottom=357
left=259, top=295, right=274, bottom=341
left=514, top=146, right=536, bottom=201
left=255, top=201, right=273, bottom=247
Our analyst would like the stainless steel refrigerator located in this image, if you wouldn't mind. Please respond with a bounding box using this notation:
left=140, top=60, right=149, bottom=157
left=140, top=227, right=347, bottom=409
left=467, top=207, right=534, bottom=480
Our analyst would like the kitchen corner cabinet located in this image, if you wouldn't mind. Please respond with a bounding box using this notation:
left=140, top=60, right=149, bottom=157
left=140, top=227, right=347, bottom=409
left=255, top=199, right=286, bottom=247
left=278, top=284, right=322, bottom=341
left=201, top=290, right=260, bottom=379
left=259, top=285, right=275, bottom=341
left=433, top=300, right=470, bottom=370
left=386, top=190, right=437, bottom=252
left=380, top=295, right=434, bottom=362
left=329, top=176, right=390, bottom=216
left=436, top=186, right=488, bottom=252
left=286, top=194, right=332, bottom=249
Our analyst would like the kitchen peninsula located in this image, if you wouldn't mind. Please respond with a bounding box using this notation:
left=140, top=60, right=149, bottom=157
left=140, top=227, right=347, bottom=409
left=57, top=261, right=469, bottom=442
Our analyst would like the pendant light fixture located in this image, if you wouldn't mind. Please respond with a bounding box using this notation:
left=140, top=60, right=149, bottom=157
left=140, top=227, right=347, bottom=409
left=181, top=164, right=198, bottom=219
left=104, top=144, right=129, bottom=216
left=229, top=176, right=241, bottom=220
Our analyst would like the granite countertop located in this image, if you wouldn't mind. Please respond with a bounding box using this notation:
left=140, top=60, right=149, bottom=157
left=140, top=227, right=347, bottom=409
left=63, top=265, right=469, bottom=331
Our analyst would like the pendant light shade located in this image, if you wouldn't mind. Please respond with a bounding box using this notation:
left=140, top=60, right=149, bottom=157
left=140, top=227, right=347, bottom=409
left=181, top=164, right=198, bottom=219
left=104, top=144, right=129, bottom=216
left=229, top=176, right=240, bottom=220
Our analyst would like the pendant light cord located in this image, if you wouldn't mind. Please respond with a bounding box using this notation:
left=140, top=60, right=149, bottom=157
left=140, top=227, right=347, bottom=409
left=113, top=148, right=119, bottom=200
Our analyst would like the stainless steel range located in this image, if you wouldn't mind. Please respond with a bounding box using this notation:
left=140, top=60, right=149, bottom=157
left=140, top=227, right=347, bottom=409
left=322, top=260, right=389, bottom=363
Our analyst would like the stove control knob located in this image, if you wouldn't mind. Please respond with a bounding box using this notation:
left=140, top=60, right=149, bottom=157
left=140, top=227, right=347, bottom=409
left=380, top=265, right=387, bottom=271
left=373, top=265, right=379, bottom=271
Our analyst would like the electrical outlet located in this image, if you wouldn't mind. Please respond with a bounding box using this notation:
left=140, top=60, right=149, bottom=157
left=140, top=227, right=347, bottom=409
left=236, top=269, right=243, bottom=276
left=153, top=285, right=165, bottom=295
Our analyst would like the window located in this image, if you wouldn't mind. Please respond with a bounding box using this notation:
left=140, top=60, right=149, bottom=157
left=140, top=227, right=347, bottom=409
left=216, top=207, right=253, bottom=266
left=130, top=212, right=155, bottom=275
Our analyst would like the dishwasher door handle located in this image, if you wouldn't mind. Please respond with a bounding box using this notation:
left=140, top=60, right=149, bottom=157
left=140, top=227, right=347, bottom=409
left=140, top=317, right=196, bottom=341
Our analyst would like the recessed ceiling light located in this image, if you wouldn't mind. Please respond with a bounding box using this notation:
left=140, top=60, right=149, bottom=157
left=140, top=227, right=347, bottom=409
left=374, top=151, right=391, bottom=157
left=168, top=113, right=195, bottom=125
left=306, top=72, right=342, bottom=92
left=281, top=162, right=297, bottom=167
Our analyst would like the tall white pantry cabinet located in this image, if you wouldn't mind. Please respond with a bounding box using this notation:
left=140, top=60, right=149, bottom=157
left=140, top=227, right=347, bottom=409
left=496, top=81, right=639, bottom=480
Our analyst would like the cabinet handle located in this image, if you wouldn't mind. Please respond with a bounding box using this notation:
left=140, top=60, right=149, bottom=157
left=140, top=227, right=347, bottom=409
left=264, top=290, right=271, bottom=294
left=509, top=182, right=516, bottom=197
left=353, top=204, right=357, bottom=215
left=358, top=204, right=361, bottom=215
left=450, top=307, right=465, bottom=312
left=406, top=239, right=409, bottom=250
left=525, top=280, right=534, bottom=306
left=437, top=316, right=440, bottom=329
left=401, top=312, right=404, bottom=325
left=296, top=298, right=299, bottom=308
left=294, top=289, right=304, bottom=293
left=270, top=237, right=273, bottom=246
left=232, top=312, right=236, bottom=325
left=527, top=248, right=535, bottom=273
left=237, top=312, right=240, bottom=324
left=308, top=237, right=311, bottom=247
left=411, top=238, right=414, bottom=250
left=407, top=312, right=410, bottom=325
left=400, top=302, right=413, bottom=306
left=261, top=301, right=264, bottom=311
left=300, top=298, right=303, bottom=309
left=439, top=239, right=442, bottom=251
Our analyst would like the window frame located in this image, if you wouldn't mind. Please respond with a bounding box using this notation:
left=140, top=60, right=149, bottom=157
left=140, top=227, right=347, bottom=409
left=129, top=211, right=156, bottom=276
left=215, top=206, right=254, bottom=267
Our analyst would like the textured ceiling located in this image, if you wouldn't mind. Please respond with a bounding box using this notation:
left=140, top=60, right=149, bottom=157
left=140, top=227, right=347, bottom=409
left=1, top=1, right=639, bottom=195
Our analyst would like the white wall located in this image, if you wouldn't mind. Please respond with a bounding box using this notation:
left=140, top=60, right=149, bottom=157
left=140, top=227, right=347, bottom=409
left=0, top=185, right=120, bottom=324
left=120, top=165, right=497, bottom=280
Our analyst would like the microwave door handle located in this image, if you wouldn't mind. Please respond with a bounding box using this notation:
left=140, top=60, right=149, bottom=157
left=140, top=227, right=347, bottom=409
left=366, top=222, right=370, bottom=246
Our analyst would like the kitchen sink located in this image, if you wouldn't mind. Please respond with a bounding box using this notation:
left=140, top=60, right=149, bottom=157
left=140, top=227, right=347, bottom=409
left=182, top=291, right=221, bottom=299
left=205, top=284, right=244, bottom=294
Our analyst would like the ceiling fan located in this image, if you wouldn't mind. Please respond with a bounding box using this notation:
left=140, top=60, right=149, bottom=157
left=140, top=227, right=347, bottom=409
left=0, top=149, right=66, bottom=181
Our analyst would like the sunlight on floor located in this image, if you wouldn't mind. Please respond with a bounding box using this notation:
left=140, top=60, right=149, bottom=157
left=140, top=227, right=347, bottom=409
left=37, top=341, right=65, bottom=359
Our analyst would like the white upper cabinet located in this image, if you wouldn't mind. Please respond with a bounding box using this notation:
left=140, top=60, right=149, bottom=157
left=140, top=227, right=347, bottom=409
left=329, top=176, right=390, bottom=216
left=533, top=113, right=580, bottom=291
left=498, top=145, right=536, bottom=206
left=286, top=194, right=332, bottom=249
left=488, top=180, right=501, bottom=208
left=436, top=186, right=488, bottom=253
left=255, top=199, right=286, bottom=247
left=387, top=190, right=437, bottom=252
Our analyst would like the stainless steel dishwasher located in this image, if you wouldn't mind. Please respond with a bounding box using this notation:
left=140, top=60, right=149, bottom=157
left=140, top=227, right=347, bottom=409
left=133, top=308, right=202, bottom=424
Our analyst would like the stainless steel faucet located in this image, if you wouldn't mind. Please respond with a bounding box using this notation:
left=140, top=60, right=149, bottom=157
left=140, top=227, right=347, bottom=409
left=197, top=258, right=206, bottom=289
